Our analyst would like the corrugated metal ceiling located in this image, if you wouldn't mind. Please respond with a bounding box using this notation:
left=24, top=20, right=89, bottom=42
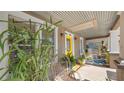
left=33, top=11, right=118, bottom=38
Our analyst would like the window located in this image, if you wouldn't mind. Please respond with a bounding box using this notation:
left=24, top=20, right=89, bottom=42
left=42, top=26, right=56, bottom=55
left=110, top=29, right=120, bottom=53
left=80, top=37, right=84, bottom=55
left=8, top=15, right=38, bottom=63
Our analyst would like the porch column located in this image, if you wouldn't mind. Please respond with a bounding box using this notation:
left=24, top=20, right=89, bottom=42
left=117, top=12, right=124, bottom=80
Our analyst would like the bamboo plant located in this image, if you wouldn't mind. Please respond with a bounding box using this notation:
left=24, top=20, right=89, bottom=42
left=0, top=18, right=62, bottom=81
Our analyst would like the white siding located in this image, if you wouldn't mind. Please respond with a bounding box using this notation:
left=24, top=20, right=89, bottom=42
left=0, top=12, right=9, bottom=80
left=110, top=28, right=120, bottom=53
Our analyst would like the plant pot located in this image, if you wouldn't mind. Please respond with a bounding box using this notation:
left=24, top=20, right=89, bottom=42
left=77, top=59, right=86, bottom=65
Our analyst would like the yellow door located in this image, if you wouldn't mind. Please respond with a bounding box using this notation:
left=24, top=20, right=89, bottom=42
left=65, top=34, right=73, bottom=56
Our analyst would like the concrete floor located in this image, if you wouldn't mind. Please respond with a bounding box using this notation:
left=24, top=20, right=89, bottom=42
left=74, top=64, right=117, bottom=81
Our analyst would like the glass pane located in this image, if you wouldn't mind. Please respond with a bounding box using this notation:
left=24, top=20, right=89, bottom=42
left=67, top=39, right=70, bottom=51
left=42, top=29, right=55, bottom=55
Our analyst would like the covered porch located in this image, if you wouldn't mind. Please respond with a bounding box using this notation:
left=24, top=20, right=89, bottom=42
left=0, top=11, right=123, bottom=81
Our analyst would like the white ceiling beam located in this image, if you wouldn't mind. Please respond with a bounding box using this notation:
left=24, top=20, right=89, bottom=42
left=69, top=19, right=97, bottom=32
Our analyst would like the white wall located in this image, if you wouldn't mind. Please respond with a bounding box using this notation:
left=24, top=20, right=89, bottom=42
left=0, top=12, right=9, bottom=80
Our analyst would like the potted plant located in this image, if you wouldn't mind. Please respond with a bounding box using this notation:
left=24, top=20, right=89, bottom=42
left=61, top=53, right=76, bottom=69
left=77, top=55, right=86, bottom=65
left=0, top=18, right=62, bottom=81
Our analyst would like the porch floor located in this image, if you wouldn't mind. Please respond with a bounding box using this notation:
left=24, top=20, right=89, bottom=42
left=74, top=64, right=117, bottom=81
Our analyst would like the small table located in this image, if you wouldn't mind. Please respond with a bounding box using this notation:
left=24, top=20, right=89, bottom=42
left=114, top=58, right=124, bottom=69
left=114, top=58, right=124, bottom=81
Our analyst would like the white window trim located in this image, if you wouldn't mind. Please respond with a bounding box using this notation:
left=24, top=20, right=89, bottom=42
left=80, top=37, right=84, bottom=56
left=54, top=27, right=58, bottom=55
left=110, top=29, right=120, bottom=54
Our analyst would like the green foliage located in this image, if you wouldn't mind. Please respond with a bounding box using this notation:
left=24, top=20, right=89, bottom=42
left=77, top=56, right=85, bottom=65
left=69, top=56, right=76, bottom=66
left=106, top=51, right=110, bottom=64
left=61, top=54, right=76, bottom=68
left=78, top=57, right=84, bottom=61
left=0, top=30, right=9, bottom=55
left=0, top=18, right=62, bottom=81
